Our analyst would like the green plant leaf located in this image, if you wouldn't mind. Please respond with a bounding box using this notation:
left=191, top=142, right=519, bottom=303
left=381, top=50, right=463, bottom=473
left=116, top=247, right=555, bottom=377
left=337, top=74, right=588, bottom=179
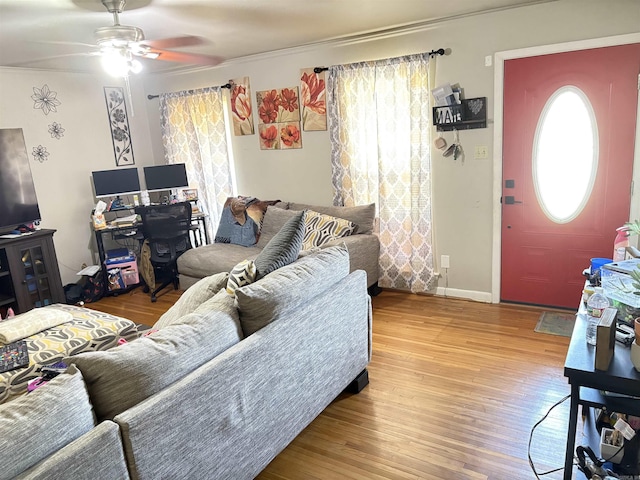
left=624, top=219, right=640, bottom=236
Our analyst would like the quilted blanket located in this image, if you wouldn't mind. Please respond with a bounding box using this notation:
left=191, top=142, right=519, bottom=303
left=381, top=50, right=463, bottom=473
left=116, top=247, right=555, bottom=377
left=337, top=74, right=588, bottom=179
left=0, top=305, right=139, bottom=404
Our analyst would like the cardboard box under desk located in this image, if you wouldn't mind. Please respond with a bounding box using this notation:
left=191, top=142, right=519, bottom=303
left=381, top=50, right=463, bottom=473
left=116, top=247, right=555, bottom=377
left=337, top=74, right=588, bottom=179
left=594, top=307, right=617, bottom=371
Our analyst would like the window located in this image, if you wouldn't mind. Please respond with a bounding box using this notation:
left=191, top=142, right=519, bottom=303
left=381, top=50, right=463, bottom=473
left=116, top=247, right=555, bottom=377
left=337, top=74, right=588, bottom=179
left=532, top=86, right=598, bottom=223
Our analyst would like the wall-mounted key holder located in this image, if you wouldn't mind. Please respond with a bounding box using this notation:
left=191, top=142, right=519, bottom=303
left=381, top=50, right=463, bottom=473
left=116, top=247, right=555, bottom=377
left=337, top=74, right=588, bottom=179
left=433, top=97, right=487, bottom=131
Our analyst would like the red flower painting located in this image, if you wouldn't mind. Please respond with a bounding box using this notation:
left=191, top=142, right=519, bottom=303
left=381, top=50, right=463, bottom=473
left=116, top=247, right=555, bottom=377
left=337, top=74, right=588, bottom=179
left=280, top=88, right=299, bottom=113
left=259, top=124, right=279, bottom=149
left=280, top=123, right=301, bottom=149
left=229, top=77, right=255, bottom=136
left=300, top=68, right=327, bottom=131
left=256, top=86, right=302, bottom=149
left=301, top=72, right=326, bottom=115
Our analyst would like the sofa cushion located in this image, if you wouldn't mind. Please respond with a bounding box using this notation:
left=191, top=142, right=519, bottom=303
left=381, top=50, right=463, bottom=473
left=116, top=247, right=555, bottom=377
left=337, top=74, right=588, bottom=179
left=255, top=206, right=301, bottom=248
left=253, top=210, right=306, bottom=280
left=226, top=259, right=256, bottom=295
left=0, top=306, right=73, bottom=343
left=288, top=202, right=376, bottom=235
left=177, top=243, right=262, bottom=280
left=16, top=421, right=130, bottom=480
left=0, top=365, right=95, bottom=479
left=66, top=297, right=242, bottom=421
left=302, top=210, right=357, bottom=250
left=154, top=272, right=229, bottom=329
left=236, top=244, right=350, bottom=336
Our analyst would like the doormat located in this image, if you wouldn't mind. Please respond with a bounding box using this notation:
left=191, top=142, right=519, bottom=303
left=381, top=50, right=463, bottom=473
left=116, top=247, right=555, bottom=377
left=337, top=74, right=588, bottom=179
left=534, top=312, right=576, bottom=337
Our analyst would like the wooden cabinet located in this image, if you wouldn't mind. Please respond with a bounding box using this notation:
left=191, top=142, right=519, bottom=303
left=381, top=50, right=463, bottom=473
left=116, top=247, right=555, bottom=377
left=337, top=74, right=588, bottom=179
left=0, top=229, right=65, bottom=316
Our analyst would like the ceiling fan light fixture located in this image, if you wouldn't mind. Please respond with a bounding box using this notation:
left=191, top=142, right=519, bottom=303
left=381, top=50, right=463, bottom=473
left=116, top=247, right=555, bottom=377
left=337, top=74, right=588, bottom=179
left=129, top=59, right=143, bottom=74
left=101, top=48, right=141, bottom=77
left=95, top=25, right=144, bottom=46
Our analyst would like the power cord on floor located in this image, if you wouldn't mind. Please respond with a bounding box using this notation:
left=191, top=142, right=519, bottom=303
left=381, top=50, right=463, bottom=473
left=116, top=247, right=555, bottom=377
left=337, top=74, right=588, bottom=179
left=528, top=394, right=571, bottom=478
left=530, top=397, right=639, bottom=479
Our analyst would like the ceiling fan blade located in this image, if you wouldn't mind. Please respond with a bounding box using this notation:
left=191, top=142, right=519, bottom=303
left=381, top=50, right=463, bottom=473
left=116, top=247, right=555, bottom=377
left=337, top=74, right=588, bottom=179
left=10, top=51, right=100, bottom=67
left=142, top=36, right=205, bottom=50
left=143, top=49, right=223, bottom=66
left=35, top=40, right=99, bottom=49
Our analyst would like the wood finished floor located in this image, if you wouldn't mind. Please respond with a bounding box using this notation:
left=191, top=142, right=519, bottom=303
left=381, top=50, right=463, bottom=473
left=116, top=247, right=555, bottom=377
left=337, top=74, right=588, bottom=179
left=89, top=287, right=578, bottom=480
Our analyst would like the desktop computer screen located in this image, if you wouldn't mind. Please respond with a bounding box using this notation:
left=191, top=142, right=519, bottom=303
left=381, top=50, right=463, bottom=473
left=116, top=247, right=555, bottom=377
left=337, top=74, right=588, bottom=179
left=143, top=164, right=189, bottom=192
left=92, top=168, right=141, bottom=198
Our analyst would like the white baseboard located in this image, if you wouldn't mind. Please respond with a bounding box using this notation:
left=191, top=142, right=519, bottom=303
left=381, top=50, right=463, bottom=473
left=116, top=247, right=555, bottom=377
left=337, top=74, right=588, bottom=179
left=435, top=287, right=493, bottom=303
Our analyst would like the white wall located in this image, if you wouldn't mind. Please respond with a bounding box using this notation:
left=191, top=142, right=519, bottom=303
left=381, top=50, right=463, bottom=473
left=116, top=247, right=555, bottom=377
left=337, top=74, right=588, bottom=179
left=0, top=69, right=155, bottom=284
left=140, top=0, right=640, bottom=298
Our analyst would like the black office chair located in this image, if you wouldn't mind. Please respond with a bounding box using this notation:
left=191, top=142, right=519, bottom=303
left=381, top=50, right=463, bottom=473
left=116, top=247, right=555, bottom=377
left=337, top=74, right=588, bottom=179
left=136, top=202, right=192, bottom=302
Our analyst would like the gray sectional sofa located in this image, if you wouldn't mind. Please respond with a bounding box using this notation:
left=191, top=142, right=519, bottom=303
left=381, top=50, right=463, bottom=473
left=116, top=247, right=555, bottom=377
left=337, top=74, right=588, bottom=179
left=177, top=202, right=381, bottom=292
left=1, top=245, right=371, bottom=480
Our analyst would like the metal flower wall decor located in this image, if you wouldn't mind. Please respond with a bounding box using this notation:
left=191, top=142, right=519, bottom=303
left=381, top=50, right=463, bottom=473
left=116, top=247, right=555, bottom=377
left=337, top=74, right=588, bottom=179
left=104, top=86, right=135, bottom=166
left=48, top=122, right=65, bottom=139
left=32, top=145, right=50, bottom=163
left=31, top=84, right=61, bottom=116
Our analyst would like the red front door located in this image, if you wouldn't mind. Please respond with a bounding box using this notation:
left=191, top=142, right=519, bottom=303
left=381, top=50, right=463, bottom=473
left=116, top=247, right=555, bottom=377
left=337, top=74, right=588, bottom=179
left=501, top=44, right=640, bottom=309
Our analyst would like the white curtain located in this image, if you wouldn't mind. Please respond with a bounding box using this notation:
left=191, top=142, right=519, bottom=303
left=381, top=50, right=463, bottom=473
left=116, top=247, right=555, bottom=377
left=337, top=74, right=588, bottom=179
left=327, top=54, right=435, bottom=292
left=159, top=87, right=233, bottom=240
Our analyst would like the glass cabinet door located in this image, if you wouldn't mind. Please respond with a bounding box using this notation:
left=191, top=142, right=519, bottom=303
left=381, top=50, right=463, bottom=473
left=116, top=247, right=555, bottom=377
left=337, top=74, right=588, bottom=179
left=20, top=246, right=53, bottom=308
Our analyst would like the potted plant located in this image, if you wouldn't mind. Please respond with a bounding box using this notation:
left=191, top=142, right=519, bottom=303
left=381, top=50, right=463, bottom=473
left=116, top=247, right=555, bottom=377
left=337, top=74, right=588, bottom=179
left=603, top=221, right=640, bottom=326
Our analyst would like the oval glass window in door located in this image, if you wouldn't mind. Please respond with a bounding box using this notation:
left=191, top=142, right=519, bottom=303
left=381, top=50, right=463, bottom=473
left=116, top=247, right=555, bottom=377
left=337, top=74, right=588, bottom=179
left=532, top=86, right=598, bottom=223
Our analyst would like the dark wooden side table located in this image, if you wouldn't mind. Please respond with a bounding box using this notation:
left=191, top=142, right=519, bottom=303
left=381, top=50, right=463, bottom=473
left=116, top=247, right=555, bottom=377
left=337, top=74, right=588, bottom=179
left=563, top=306, right=640, bottom=479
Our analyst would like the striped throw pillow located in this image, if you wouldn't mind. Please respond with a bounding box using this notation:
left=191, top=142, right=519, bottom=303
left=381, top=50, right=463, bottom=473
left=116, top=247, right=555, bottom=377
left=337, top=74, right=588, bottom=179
left=302, top=210, right=357, bottom=251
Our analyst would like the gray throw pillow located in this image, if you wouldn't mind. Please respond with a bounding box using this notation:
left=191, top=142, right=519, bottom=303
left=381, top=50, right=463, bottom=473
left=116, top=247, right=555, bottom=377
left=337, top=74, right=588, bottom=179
left=154, top=272, right=229, bottom=329
left=253, top=210, right=306, bottom=280
left=236, top=244, right=350, bottom=336
left=255, top=207, right=300, bottom=248
left=0, top=365, right=95, bottom=479
left=67, top=299, right=242, bottom=421
left=288, top=203, right=376, bottom=235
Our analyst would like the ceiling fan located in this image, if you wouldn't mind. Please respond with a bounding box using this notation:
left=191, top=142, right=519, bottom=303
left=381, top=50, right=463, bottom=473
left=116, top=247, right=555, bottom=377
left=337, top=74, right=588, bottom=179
left=92, top=0, right=223, bottom=76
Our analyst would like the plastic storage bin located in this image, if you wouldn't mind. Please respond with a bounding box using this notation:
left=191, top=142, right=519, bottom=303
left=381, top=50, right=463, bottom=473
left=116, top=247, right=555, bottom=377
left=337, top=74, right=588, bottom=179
left=601, top=258, right=640, bottom=309
left=104, top=258, right=139, bottom=288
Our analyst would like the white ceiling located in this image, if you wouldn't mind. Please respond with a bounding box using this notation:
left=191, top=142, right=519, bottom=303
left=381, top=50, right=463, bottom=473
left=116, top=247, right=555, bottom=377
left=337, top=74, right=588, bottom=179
left=0, top=0, right=551, bottom=75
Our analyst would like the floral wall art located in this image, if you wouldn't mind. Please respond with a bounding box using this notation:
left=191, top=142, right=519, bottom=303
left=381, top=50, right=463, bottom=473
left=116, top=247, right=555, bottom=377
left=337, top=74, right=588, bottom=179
left=229, top=77, right=255, bottom=136
left=300, top=68, right=327, bottom=131
left=29, top=84, right=64, bottom=163
left=31, top=84, right=61, bottom=116
left=256, top=87, right=302, bottom=150
left=104, top=86, right=134, bottom=166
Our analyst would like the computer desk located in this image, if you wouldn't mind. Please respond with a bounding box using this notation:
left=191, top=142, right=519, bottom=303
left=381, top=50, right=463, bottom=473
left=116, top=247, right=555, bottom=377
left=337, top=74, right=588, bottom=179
left=93, top=212, right=209, bottom=296
left=190, top=212, right=209, bottom=246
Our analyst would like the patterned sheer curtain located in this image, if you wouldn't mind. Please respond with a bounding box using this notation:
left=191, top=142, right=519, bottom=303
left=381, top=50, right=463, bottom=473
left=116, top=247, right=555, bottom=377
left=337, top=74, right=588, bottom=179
left=327, top=54, right=435, bottom=292
left=159, top=87, right=233, bottom=240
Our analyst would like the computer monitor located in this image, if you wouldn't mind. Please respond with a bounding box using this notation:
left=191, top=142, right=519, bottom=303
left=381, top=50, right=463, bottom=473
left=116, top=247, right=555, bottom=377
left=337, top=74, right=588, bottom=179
left=143, top=164, right=189, bottom=192
left=92, top=168, right=141, bottom=198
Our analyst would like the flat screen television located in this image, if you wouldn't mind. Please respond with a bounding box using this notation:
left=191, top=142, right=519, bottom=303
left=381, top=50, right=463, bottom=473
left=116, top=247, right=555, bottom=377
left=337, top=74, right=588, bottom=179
left=143, top=164, right=189, bottom=192
left=92, top=168, right=141, bottom=198
left=0, top=128, right=41, bottom=233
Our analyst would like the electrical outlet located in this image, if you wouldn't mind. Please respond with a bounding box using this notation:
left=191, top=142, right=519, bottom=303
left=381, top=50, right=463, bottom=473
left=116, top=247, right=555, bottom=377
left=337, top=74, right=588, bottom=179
left=474, top=146, right=489, bottom=159
left=441, top=255, right=450, bottom=269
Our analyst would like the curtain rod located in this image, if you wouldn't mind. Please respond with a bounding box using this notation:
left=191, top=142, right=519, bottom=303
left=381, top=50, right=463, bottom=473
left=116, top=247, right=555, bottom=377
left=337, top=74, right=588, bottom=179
left=147, top=82, right=234, bottom=100
left=313, top=48, right=446, bottom=73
